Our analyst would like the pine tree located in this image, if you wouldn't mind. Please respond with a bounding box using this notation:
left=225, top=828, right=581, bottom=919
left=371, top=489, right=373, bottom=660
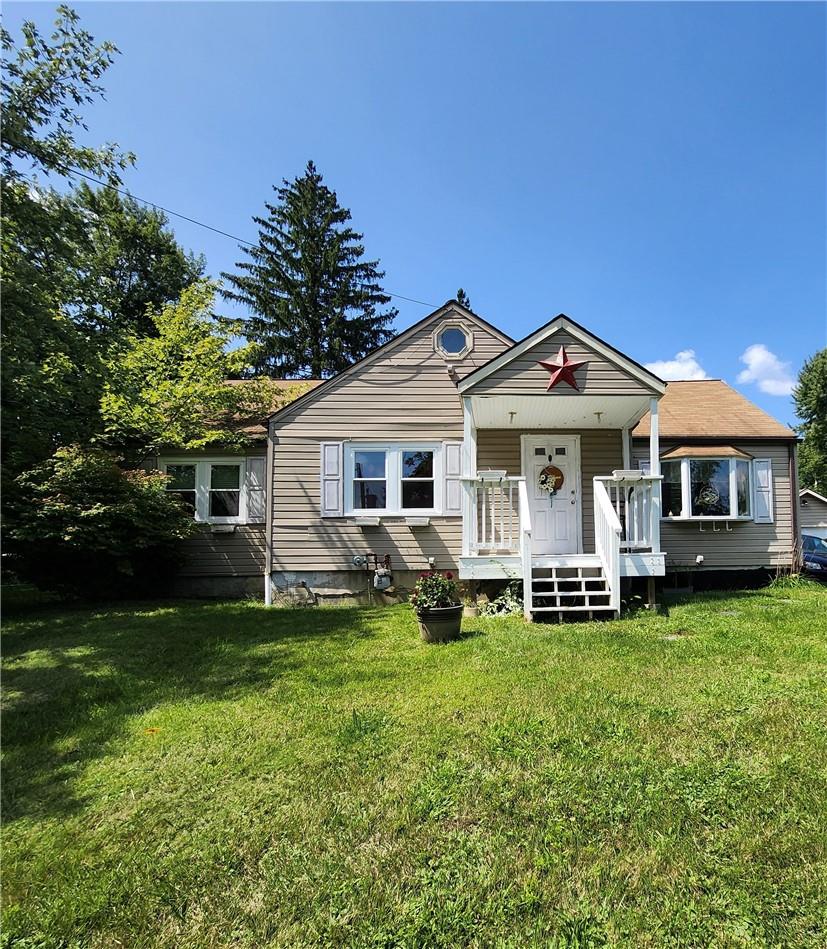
left=221, top=161, right=397, bottom=378
left=456, top=288, right=472, bottom=310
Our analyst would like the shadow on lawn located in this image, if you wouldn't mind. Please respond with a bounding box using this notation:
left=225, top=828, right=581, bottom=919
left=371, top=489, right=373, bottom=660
left=1, top=597, right=384, bottom=823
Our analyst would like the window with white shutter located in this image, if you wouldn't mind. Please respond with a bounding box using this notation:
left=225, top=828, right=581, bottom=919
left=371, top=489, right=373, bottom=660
left=246, top=457, right=266, bottom=523
left=443, top=441, right=463, bottom=514
left=752, top=459, right=774, bottom=524
left=320, top=442, right=344, bottom=516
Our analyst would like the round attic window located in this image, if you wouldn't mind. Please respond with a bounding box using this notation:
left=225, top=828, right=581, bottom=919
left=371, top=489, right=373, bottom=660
left=436, top=325, right=470, bottom=358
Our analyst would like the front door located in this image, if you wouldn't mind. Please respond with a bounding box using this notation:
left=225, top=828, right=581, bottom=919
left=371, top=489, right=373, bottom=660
left=523, top=435, right=581, bottom=555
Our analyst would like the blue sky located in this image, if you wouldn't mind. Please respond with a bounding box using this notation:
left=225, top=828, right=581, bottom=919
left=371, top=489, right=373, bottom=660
left=7, top=2, right=826, bottom=423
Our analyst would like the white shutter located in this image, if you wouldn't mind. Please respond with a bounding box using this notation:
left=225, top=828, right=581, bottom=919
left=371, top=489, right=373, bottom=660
left=246, top=457, right=266, bottom=523
left=753, top=459, right=774, bottom=523
left=320, top=442, right=344, bottom=517
left=443, top=441, right=463, bottom=514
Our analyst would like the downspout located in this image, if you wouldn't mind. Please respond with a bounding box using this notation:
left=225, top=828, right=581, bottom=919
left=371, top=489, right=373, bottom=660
left=264, top=426, right=275, bottom=606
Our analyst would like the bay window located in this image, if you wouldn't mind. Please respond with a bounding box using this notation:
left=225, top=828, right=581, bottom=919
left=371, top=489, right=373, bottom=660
left=345, top=444, right=440, bottom=515
left=650, top=454, right=756, bottom=520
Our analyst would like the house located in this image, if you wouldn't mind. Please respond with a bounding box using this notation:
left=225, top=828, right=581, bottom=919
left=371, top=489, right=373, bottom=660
left=159, top=301, right=801, bottom=617
left=800, top=488, right=827, bottom=540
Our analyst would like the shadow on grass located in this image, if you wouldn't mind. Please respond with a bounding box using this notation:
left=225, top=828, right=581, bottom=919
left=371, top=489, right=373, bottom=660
left=1, top=596, right=383, bottom=823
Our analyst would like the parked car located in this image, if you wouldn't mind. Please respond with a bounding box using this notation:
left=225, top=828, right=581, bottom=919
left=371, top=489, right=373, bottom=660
left=802, top=534, right=827, bottom=576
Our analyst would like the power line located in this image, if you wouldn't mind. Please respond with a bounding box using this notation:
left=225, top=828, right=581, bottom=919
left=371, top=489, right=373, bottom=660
left=30, top=165, right=440, bottom=310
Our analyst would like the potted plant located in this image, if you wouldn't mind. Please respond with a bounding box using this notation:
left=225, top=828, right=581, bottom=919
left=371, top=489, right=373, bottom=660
left=410, top=571, right=463, bottom=643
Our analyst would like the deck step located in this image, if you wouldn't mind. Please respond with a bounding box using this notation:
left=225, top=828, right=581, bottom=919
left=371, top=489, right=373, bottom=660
left=527, top=555, right=614, bottom=618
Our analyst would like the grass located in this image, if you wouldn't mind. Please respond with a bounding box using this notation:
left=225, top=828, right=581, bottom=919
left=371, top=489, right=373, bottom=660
left=2, top=583, right=826, bottom=948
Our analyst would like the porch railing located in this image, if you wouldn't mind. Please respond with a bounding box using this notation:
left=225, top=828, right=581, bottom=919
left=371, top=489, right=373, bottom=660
left=593, top=478, right=622, bottom=614
left=461, top=475, right=524, bottom=555
left=594, top=472, right=662, bottom=553
left=517, top=478, right=533, bottom=620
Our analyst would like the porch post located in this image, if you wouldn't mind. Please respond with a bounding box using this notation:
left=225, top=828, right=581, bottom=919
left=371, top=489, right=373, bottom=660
left=621, top=427, right=631, bottom=469
left=649, top=397, right=661, bottom=553
left=461, top=397, right=476, bottom=557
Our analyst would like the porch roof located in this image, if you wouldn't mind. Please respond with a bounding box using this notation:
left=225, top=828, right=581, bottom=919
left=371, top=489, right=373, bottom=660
left=465, top=392, right=653, bottom=430
left=458, top=315, right=666, bottom=399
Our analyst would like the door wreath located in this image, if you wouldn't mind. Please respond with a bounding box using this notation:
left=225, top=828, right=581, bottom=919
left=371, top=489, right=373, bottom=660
left=538, top=464, right=564, bottom=500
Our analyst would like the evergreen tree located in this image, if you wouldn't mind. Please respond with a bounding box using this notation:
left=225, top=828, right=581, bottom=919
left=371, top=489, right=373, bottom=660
left=221, top=161, right=397, bottom=378
left=794, top=348, right=827, bottom=490
left=456, top=288, right=472, bottom=309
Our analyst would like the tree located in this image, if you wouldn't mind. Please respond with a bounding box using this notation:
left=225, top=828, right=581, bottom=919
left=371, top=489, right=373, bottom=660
left=72, top=183, right=205, bottom=337
left=221, top=160, right=397, bottom=378
left=98, top=282, right=273, bottom=461
left=456, top=288, right=472, bottom=310
left=793, top=348, right=827, bottom=490
left=8, top=446, right=197, bottom=598
left=1, top=6, right=132, bottom=500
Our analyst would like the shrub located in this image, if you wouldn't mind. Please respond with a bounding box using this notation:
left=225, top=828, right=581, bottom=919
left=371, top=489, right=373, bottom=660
left=7, top=446, right=196, bottom=598
left=410, top=571, right=459, bottom=611
left=479, top=581, right=524, bottom=616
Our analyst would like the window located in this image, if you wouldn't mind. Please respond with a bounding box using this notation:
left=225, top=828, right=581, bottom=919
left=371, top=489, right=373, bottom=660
left=434, top=322, right=472, bottom=359
left=166, top=464, right=196, bottom=515
left=654, top=456, right=753, bottom=520
left=690, top=459, right=730, bottom=517
left=401, top=450, right=434, bottom=509
left=353, top=451, right=387, bottom=510
left=345, top=444, right=441, bottom=515
left=209, top=464, right=241, bottom=518
left=160, top=458, right=257, bottom=523
left=660, top=460, right=682, bottom=518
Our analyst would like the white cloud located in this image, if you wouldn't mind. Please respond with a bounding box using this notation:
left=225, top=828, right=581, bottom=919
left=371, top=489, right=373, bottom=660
left=736, top=344, right=795, bottom=396
left=644, top=349, right=709, bottom=381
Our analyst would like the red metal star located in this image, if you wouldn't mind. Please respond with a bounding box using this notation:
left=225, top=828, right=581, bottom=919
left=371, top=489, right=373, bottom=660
left=537, top=345, right=587, bottom=391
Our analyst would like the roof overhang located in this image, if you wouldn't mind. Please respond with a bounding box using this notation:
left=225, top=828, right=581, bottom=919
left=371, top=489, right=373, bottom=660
left=458, top=314, right=666, bottom=396
left=466, top=393, right=652, bottom=430
left=800, top=488, right=827, bottom=504
left=660, top=445, right=754, bottom=460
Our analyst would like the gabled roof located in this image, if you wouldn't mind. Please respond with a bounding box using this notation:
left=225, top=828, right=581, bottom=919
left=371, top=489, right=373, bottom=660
left=457, top=314, right=666, bottom=395
left=633, top=380, right=795, bottom=440
left=800, top=488, right=827, bottom=505
left=268, top=300, right=515, bottom=426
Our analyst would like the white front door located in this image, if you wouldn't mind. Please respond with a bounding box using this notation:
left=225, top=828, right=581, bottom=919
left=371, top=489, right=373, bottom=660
left=523, top=435, right=581, bottom=555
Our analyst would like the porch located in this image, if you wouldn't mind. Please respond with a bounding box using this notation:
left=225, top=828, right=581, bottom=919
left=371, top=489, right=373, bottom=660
left=456, top=397, right=666, bottom=619
left=454, top=314, right=669, bottom=618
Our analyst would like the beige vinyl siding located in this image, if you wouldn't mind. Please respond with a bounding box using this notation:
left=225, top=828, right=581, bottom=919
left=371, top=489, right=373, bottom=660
left=800, top=494, right=827, bottom=531
left=271, top=313, right=511, bottom=572
left=467, top=331, right=658, bottom=397
left=476, top=428, right=623, bottom=555
left=178, top=526, right=266, bottom=576
left=274, top=314, right=509, bottom=438
left=632, top=439, right=797, bottom=568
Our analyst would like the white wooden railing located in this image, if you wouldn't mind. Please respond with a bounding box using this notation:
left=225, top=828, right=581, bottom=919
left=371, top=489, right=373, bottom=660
left=517, top=478, right=533, bottom=620
left=461, top=474, right=524, bottom=554
left=593, top=479, right=622, bottom=614
left=594, top=472, right=662, bottom=553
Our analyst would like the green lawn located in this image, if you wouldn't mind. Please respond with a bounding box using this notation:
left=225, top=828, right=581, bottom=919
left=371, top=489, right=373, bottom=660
left=3, top=584, right=826, bottom=948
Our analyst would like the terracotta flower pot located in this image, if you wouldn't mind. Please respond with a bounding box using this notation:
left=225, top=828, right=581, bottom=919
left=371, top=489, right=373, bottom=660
left=416, top=604, right=463, bottom=643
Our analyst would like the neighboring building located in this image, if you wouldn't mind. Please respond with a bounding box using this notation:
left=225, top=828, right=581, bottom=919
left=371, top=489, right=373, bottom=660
left=800, top=488, right=827, bottom=540
left=261, top=301, right=800, bottom=617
